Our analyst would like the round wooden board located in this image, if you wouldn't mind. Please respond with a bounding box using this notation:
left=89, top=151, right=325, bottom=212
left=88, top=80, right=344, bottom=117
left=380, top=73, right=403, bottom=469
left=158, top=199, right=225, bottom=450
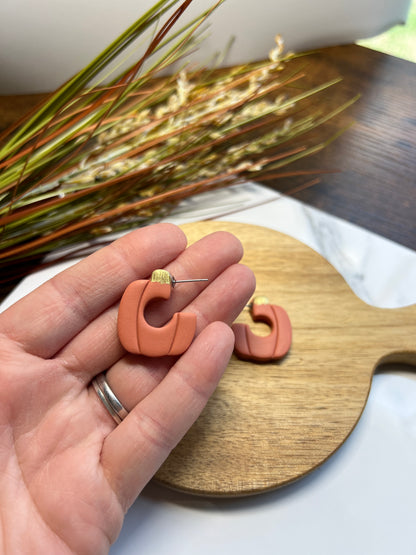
left=155, top=221, right=416, bottom=496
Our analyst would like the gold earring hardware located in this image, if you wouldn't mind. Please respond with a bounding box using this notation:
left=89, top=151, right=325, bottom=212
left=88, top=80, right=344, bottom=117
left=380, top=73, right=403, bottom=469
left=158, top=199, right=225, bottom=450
left=150, top=269, right=208, bottom=288
left=246, top=295, right=270, bottom=309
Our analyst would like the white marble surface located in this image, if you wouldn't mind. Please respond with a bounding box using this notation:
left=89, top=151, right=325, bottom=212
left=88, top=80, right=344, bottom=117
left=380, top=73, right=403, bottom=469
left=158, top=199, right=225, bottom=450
left=1, top=183, right=415, bottom=554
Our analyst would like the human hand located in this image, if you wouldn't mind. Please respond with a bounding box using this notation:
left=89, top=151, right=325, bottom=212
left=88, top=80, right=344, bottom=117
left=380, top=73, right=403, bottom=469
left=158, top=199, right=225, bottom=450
left=0, top=223, right=255, bottom=554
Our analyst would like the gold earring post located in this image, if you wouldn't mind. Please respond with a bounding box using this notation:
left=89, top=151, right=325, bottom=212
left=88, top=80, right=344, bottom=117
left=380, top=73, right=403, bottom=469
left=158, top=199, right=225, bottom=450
left=151, top=269, right=208, bottom=287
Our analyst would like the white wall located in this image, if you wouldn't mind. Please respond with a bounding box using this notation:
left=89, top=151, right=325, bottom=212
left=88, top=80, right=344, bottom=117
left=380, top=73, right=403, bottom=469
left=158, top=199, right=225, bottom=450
left=0, top=0, right=411, bottom=93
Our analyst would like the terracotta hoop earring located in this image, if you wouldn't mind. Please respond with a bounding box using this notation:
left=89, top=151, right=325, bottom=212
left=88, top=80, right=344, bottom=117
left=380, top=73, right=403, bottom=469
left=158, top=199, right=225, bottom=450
left=232, top=296, right=292, bottom=362
left=117, top=269, right=207, bottom=357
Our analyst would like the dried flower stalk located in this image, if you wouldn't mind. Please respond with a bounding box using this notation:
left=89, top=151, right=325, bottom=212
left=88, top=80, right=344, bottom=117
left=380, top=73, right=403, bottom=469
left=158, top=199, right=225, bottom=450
left=0, top=0, right=356, bottom=277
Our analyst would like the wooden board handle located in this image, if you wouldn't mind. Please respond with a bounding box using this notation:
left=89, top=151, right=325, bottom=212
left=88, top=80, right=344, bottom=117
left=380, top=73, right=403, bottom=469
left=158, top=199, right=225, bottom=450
left=155, top=221, right=416, bottom=496
left=354, top=302, right=416, bottom=372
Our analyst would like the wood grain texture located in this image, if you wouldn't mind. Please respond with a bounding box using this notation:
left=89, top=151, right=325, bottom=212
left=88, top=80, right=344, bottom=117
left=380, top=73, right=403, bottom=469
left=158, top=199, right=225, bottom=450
left=0, top=93, right=48, bottom=133
left=261, top=45, right=416, bottom=250
left=155, top=221, right=416, bottom=496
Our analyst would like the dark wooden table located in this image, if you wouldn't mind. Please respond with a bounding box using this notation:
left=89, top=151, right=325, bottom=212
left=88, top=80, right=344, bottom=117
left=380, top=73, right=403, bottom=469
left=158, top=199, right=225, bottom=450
left=0, top=44, right=415, bottom=300
left=261, top=44, right=416, bottom=251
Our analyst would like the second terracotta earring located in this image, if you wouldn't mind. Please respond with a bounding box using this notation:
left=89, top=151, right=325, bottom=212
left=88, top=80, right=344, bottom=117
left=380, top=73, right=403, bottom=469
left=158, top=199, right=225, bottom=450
left=232, top=296, right=292, bottom=362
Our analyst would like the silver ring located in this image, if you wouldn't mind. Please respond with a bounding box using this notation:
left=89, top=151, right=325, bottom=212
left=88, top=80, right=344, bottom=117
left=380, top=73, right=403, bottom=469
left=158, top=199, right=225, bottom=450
left=92, top=373, right=129, bottom=424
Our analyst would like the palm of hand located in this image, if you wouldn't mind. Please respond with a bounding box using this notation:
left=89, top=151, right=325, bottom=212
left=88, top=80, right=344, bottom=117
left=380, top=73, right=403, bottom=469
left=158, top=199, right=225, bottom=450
left=1, top=337, right=122, bottom=553
left=0, top=224, right=254, bottom=554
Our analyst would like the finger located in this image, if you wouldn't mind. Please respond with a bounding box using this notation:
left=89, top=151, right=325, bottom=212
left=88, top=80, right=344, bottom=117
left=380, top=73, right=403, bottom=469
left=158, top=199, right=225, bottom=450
left=58, top=305, right=124, bottom=381
left=105, top=354, right=173, bottom=412
left=0, top=224, right=186, bottom=358
left=101, top=321, right=234, bottom=509
left=187, top=262, right=256, bottom=330
left=141, top=230, right=246, bottom=327
left=57, top=231, right=247, bottom=381
left=103, top=262, right=255, bottom=410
